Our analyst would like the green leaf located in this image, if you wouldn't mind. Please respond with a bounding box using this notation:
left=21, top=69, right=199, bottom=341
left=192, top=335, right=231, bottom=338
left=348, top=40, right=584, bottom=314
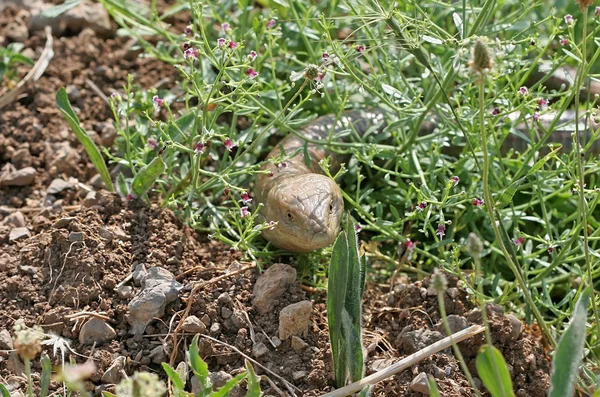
left=161, top=363, right=185, bottom=391
left=56, top=87, right=114, bottom=191
left=40, top=354, right=52, bottom=397
left=245, top=361, right=261, bottom=397
left=0, top=62, right=6, bottom=81
left=131, top=155, right=165, bottom=196
left=495, top=176, right=527, bottom=209
left=303, top=142, right=312, bottom=168
left=526, top=147, right=561, bottom=176
left=117, top=173, right=128, bottom=197
left=101, top=393, right=118, bottom=397
left=42, top=0, right=82, bottom=18
left=0, top=384, right=10, bottom=397
left=549, top=287, right=591, bottom=397
left=429, top=376, right=441, bottom=397
left=189, top=335, right=211, bottom=395
left=476, top=345, right=515, bottom=397
left=210, top=372, right=247, bottom=397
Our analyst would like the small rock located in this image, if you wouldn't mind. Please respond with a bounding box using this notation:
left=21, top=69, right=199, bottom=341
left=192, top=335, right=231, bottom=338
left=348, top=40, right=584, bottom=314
left=181, top=316, right=206, bottom=334
left=435, top=315, right=468, bottom=335
left=28, top=2, right=66, bottom=35
left=290, top=336, right=308, bottom=352
left=201, top=314, right=211, bottom=327
left=97, top=122, right=117, bottom=148
left=371, top=358, right=395, bottom=372
left=46, top=178, right=72, bottom=195
left=486, top=303, right=504, bottom=317
left=4, top=211, right=25, bottom=228
left=278, top=300, right=312, bottom=341
left=209, top=371, right=232, bottom=388
left=271, top=336, right=282, bottom=348
left=68, top=231, right=84, bottom=242
left=221, top=307, right=233, bottom=319
left=112, top=226, right=130, bottom=241
left=89, top=174, right=106, bottom=190
left=0, top=329, right=13, bottom=350
left=79, top=318, right=116, bottom=345
left=19, top=266, right=36, bottom=276
left=506, top=314, right=522, bottom=341
left=49, top=142, right=81, bottom=174
left=63, top=0, right=112, bottom=37
left=11, top=148, right=31, bottom=168
left=66, top=85, right=81, bottom=101
left=98, top=227, right=113, bottom=242
left=252, top=342, right=269, bottom=358
left=9, top=227, right=30, bottom=242
left=100, top=356, right=126, bottom=384
left=115, top=285, right=133, bottom=299
left=466, top=308, right=482, bottom=323
left=0, top=167, right=35, bottom=187
left=6, top=18, right=28, bottom=43
left=410, top=372, right=430, bottom=395
left=52, top=217, right=76, bottom=229
left=217, top=292, right=233, bottom=306
left=446, top=287, right=460, bottom=300
left=292, top=371, right=307, bottom=381
left=149, top=345, right=166, bottom=364
left=209, top=322, right=222, bottom=336
left=83, top=190, right=99, bottom=208
left=132, top=263, right=147, bottom=286
left=399, top=329, right=444, bottom=354
left=7, top=352, right=25, bottom=376
left=252, top=263, right=297, bottom=315
left=127, top=267, right=182, bottom=335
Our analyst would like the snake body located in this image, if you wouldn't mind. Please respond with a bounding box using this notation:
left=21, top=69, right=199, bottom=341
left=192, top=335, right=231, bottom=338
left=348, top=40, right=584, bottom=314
left=256, top=106, right=600, bottom=253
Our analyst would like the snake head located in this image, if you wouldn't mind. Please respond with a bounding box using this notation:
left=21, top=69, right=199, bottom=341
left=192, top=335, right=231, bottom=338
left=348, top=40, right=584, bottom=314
left=260, top=174, right=344, bottom=252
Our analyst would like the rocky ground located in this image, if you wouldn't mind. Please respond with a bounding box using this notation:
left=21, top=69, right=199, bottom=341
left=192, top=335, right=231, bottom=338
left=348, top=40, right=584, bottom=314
left=0, top=1, right=552, bottom=396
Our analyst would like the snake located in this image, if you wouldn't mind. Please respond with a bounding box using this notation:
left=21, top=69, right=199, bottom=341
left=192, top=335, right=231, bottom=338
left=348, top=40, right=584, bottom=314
left=254, top=70, right=600, bottom=253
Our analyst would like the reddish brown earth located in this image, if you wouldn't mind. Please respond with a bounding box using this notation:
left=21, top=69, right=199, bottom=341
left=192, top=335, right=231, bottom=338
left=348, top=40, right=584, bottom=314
left=0, top=3, right=551, bottom=396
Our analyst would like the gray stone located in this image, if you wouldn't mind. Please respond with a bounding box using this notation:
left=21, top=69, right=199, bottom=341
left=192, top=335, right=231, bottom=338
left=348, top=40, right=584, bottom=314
left=68, top=231, right=84, bottom=242
left=46, top=178, right=72, bottom=195
left=217, top=292, right=232, bottom=306
left=290, top=336, right=308, bottom=352
left=209, top=322, right=221, bottom=336
left=0, top=167, right=35, bottom=187
left=4, top=211, right=25, bottom=228
left=66, top=85, right=81, bottom=101
left=506, top=314, right=522, bottom=341
left=79, top=318, right=116, bottom=345
left=100, top=356, right=125, bottom=384
left=0, top=329, right=13, bottom=350
left=252, top=263, right=297, bottom=315
left=410, top=372, right=430, bottom=395
left=209, top=371, right=232, bottom=388
left=292, top=371, right=306, bottom=381
left=132, top=263, right=146, bottom=286
left=9, top=227, right=30, bottom=242
left=98, top=227, right=113, bottom=242
left=89, top=174, right=106, bottom=190
left=83, top=190, right=99, bottom=208
left=252, top=342, right=268, bottom=358
left=221, top=307, right=233, bottom=319
left=127, top=267, right=182, bottom=335
left=52, top=217, right=76, bottom=229
left=115, top=285, right=133, bottom=299
left=6, top=15, right=28, bottom=43
left=49, top=143, right=80, bottom=174
left=278, top=300, right=312, bottom=341
left=181, top=315, right=206, bottom=334
left=435, top=315, right=468, bottom=335
left=7, top=352, right=25, bottom=376
left=28, top=2, right=66, bottom=35
left=149, top=345, right=166, bottom=364
left=399, top=329, right=444, bottom=354
left=63, top=0, right=112, bottom=37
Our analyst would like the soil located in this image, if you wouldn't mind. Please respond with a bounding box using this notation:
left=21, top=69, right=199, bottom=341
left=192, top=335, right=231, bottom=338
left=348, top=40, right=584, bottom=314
left=0, top=2, right=552, bottom=396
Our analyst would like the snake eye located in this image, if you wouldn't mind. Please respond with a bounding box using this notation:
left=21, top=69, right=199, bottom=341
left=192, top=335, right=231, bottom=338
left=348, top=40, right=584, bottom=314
left=286, top=211, right=295, bottom=222
left=329, top=203, right=334, bottom=213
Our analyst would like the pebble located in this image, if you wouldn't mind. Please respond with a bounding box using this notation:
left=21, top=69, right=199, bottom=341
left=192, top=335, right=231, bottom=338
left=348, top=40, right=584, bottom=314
left=4, top=211, right=25, bottom=228
left=252, top=263, right=297, bottom=315
left=278, top=300, right=312, bottom=341
left=9, top=227, right=30, bottom=242
left=46, top=178, right=73, bottom=195
left=0, top=167, right=36, bottom=187
left=217, top=292, right=233, bottom=306
left=290, top=335, right=309, bottom=352
left=28, top=2, right=66, bottom=35
left=127, top=267, right=182, bottom=335
left=52, top=217, right=76, bottom=229
left=132, top=263, right=147, bottom=286
left=292, top=371, right=307, bottom=381
left=115, top=285, right=134, bottom=299
left=434, top=315, right=468, bottom=335
left=181, top=315, right=206, bottom=334
left=410, top=372, right=430, bottom=395
left=506, top=314, right=523, bottom=341
left=68, top=231, right=84, bottom=242
left=62, top=0, right=112, bottom=37
left=79, top=318, right=116, bottom=345
left=209, top=322, right=222, bottom=336
left=6, top=11, right=28, bottom=42
left=100, top=356, right=126, bottom=384
left=0, top=329, right=13, bottom=350
left=149, top=345, right=166, bottom=364
left=221, top=307, right=233, bottom=319
left=6, top=352, right=25, bottom=376
left=82, top=191, right=99, bottom=208
left=66, top=85, right=81, bottom=101
left=252, top=342, right=269, bottom=358
left=399, top=329, right=444, bottom=354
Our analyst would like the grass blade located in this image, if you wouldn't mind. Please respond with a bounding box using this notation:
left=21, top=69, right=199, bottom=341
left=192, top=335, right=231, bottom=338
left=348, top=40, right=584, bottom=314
left=209, top=372, right=247, bottom=397
left=0, top=384, right=10, bottom=397
left=429, top=376, right=441, bottom=397
left=245, top=361, right=261, bottom=397
left=56, top=87, right=114, bottom=191
left=476, top=345, right=515, bottom=397
left=41, top=0, right=81, bottom=18
left=549, top=287, right=591, bottom=397
left=161, top=362, right=185, bottom=391
left=40, top=354, right=52, bottom=397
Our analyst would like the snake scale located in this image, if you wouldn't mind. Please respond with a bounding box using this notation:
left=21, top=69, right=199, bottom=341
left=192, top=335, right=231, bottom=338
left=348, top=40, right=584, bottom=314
left=255, top=72, right=600, bottom=252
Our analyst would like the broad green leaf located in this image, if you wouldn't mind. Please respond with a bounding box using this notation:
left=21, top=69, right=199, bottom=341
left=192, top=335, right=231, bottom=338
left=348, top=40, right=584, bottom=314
left=56, top=87, right=114, bottom=191
left=42, top=0, right=82, bottom=18
left=429, top=376, right=441, bottom=397
left=189, top=335, right=210, bottom=380
left=549, top=287, right=591, bottom=397
left=245, top=361, right=261, bottom=397
left=131, top=155, right=166, bottom=196
left=210, top=372, right=247, bottom=397
left=0, top=384, right=10, bottom=397
left=101, top=393, right=118, bottom=397
left=495, top=176, right=527, bottom=209
left=40, top=354, right=52, bottom=397
left=476, top=345, right=515, bottom=397
left=161, top=363, right=185, bottom=391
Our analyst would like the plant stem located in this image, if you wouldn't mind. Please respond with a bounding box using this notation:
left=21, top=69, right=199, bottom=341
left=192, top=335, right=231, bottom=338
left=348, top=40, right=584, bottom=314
left=25, top=358, right=33, bottom=397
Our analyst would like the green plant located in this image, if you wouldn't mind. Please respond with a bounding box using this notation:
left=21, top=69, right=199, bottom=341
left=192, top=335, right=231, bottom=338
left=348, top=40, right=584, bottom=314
left=0, top=43, right=34, bottom=88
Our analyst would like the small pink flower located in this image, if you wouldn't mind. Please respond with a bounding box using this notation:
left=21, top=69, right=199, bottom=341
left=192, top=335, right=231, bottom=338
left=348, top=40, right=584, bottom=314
left=530, top=39, right=536, bottom=46
left=147, top=138, right=158, bottom=150
left=519, top=87, right=528, bottom=96
left=241, top=191, right=252, bottom=204
left=224, top=138, right=236, bottom=151
left=248, top=50, right=257, bottom=62
left=492, top=108, right=500, bottom=116
left=217, top=37, right=226, bottom=47
left=406, top=239, right=416, bottom=251
left=436, top=224, right=446, bottom=238
left=224, top=187, right=230, bottom=196
left=266, top=19, right=276, bottom=29
left=560, top=38, right=568, bottom=46
left=355, top=223, right=362, bottom=233
left=548, top=246, right=555, bottom=254
left=277, top=162, right=288, bottom=169
left=564, top=14, right=573, bottom=24
left=221, top=22, right=230, bottom=33
left=533, top=113, right=540, bottom=122
left=316, top=72, right=326, bottom=81
left=194, top=142, right=204, bottom=154
left=240, top=206, right=250, bottom=218
left=184, top=47, right=198, bottom=60
left=229, top=41, right=239, bottom=49
left=416, top=202, right=427, bottom=212
left=323, top=52, right=330, bottom=60
left=185, top=25, right=193, bottom=35
left=229, top=247, right=236, bottom=254
left=538, top=98, right=548, bottom=107
left=152, top=95, right=163, bottom=111
left=513, top=236, right=525, bottom=246
left=451, top=176, right=459, bottom=186
left=268, top=171, right=274, bottom=177
left=473, top=198, right=484, bottom=207
left=110, top=92, right=120, bottom=100
left=596, top=6, right=600, bottom=16
left=127, top=192, right=135, bottom=201
left=268, top=221, right=276, bottom=230
left=356, top=44, right=366, bottom=53
left=247, top=67, right=258, bottom=79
